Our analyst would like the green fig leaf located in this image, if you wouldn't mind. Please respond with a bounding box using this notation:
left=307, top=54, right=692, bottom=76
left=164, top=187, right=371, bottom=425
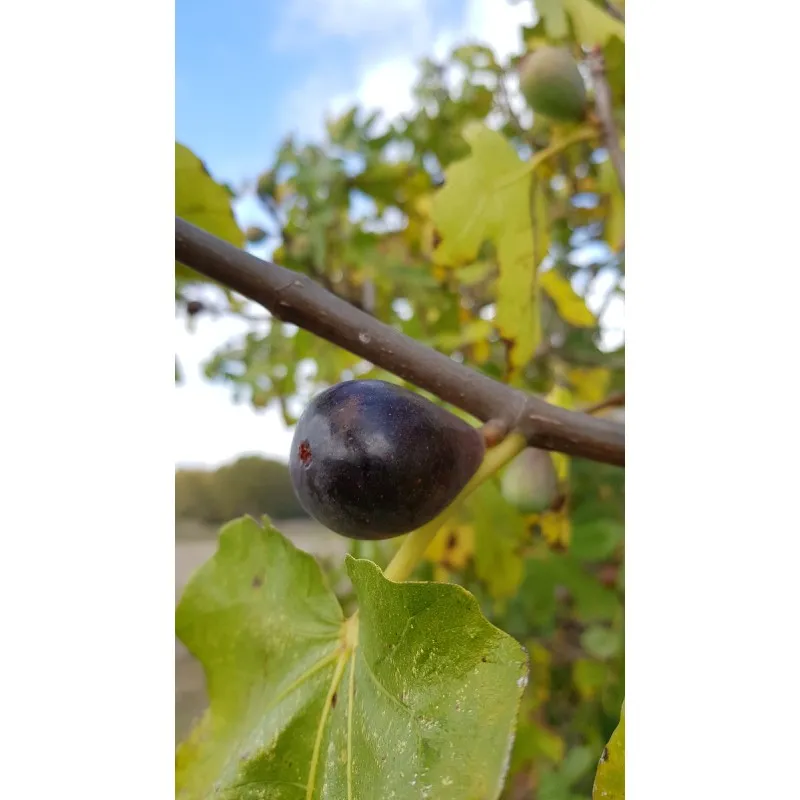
left=176, top=517, right=528, bottom=800
left=430, top=123, right=543, bottom=374
left=175, top=143, right=244, bottom=282
left=593, top=702, right=625, bottom=799
left=563, top=0, right=625, bottom=46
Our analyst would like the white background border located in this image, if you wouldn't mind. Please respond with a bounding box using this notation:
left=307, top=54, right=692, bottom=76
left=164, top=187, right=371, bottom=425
left=1, top=1, right=799, bottom=798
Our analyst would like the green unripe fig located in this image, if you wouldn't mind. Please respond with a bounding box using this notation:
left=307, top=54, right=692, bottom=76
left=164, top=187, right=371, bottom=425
left=519, top=46, right=587, bottom=123
left=501, top=447, right=559, bottom=514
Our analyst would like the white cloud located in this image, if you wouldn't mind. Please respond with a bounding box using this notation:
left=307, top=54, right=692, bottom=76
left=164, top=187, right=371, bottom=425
left=462, top=0, right=532, bottom=58
left=280, top=0, right=534, bottom=141
left=348, top=58, right=419, bottom=121
left=329, top=0, right=533, bottom=131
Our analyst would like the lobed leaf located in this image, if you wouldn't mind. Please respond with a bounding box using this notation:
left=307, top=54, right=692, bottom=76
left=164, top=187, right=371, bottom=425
left=430, top=123, right=543, bottom=375
left=176, top=517, right=529, bottom=800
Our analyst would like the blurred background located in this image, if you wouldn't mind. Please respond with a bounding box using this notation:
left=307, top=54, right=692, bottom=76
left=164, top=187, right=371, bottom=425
left=176, top=0, right=624, bottom=796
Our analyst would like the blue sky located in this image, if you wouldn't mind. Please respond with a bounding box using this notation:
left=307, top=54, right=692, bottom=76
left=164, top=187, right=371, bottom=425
left=174, top=0, right=622, bottom=469
left=176, top=0, right=529, bottom=187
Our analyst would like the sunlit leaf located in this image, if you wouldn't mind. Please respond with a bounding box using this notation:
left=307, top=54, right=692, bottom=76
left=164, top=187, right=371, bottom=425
left=540, top=269, right=597, bottom=327
left=175, top=142, right=244, bottom=256
left=567, top=366, right=611, bottom=405
left=431, top=123, right=541, bottom=374
left=563, top=0, right=625, bottom=45
left=176, top=517, right=528, bottom=800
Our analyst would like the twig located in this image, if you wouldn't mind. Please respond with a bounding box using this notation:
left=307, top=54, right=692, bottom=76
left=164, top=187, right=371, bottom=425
left=175, top=218, right=625, bottom=467
left=601, top=1, right=625, bottom=22
left=181, top=297, right=269, bottom=324
left=497, top=70, right=526, bottom=140
left=582, top=392, right=624, bottom=416
left=588, top=47, right=625, bottom=193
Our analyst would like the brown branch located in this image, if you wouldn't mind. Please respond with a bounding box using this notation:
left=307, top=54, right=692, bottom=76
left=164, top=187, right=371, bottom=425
left=588, top=47, right=625, bottom=193
left=176, top=217, right=625, bottom=467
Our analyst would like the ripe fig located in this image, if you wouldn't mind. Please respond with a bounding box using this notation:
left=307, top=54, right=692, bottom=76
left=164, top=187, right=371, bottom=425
left=501, top=447, right=559, bottom=514
left=519, top=46, right=587, bottom=123
left=289, top=380, right=485, bottom=540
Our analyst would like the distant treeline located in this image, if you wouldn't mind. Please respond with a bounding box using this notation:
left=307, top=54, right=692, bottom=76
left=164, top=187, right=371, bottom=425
left=175, top=455, right=308, bottom=523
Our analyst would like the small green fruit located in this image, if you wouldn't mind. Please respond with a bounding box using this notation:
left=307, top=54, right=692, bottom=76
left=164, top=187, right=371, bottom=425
left=519, top=46, right=587, bottom=123
left=501, top=447, right=559, bottom=514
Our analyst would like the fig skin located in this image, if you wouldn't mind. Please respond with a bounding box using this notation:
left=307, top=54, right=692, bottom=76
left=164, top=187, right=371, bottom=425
left=501, top=447, right=559, bottom=514
left=289, top=380, right=485, bottom=540
left=519, top=46, right=587, bottom=123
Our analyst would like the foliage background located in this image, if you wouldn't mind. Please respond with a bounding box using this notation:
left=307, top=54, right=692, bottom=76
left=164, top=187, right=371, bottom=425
left=176, top=1, right=624, bottom=797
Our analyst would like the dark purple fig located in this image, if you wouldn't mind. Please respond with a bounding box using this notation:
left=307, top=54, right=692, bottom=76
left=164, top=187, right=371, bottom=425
left=500, top=447, right=559, bottom=514
left=289, top=380, right=485, bottom=540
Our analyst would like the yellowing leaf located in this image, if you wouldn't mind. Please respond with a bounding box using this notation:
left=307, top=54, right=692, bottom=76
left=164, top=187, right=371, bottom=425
left=472, top=338, right=491, bottom=365
left=457, top=261, right=494, bottom=287
left=175, top=143, right=243, bottom=252
left=540, top=269, right=597, bottom=327
left=414, top=194, right=433, bottom=216
left=598, top=158, right=624, bottom=250
left=434, top=319, right=494, bottom=350
left=564, top=0, right=625, bottom=45
left=424, top=523, right=475, bottom=572
left=567, top=366, right=611, bottom=405
left=431, top=123, right=542, bottom=374
left=539, top=507, right=572, bottom=550
left=546, top=383, right=574, bottom=483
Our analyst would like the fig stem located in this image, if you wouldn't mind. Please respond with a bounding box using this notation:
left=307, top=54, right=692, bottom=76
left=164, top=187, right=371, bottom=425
left=382, top=432, right=527, bottom=583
